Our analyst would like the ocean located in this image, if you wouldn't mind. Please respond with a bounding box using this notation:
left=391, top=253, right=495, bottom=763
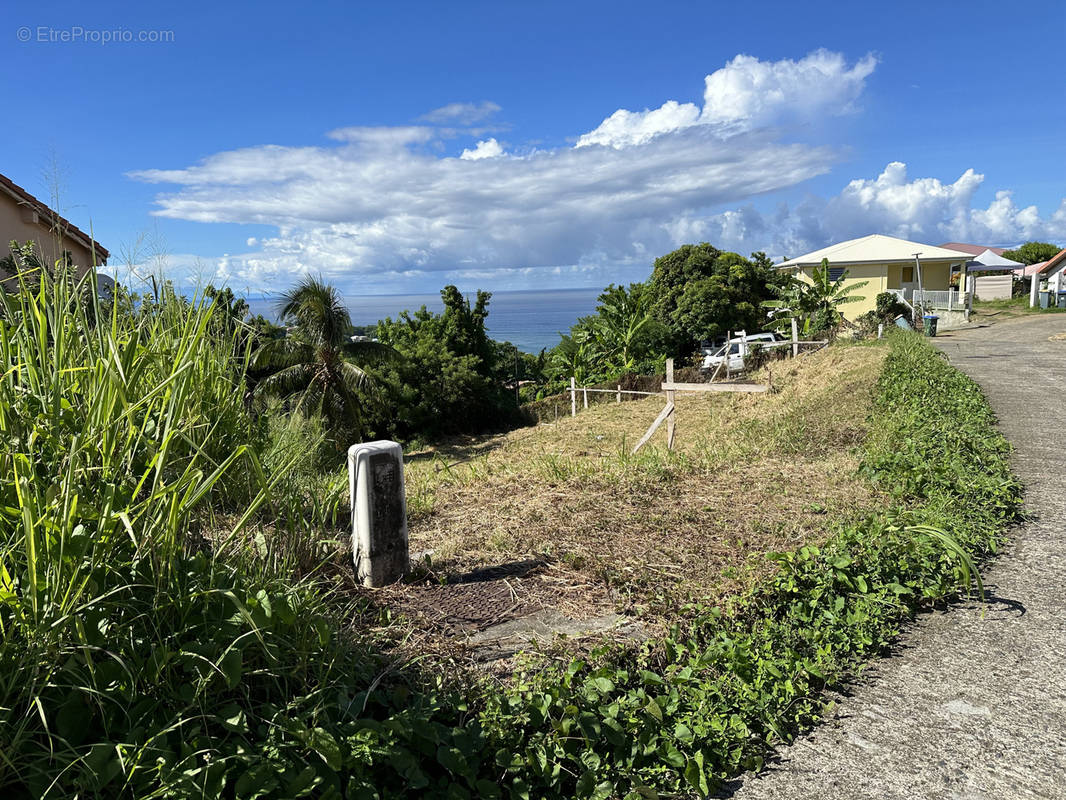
left=245, top=287, right=602, bottom=354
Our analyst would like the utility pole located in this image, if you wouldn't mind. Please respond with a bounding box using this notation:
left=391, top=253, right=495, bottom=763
left=913, top=253, right=925, bottom=318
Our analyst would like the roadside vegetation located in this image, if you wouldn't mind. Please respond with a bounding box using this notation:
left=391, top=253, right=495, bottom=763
left=0, top=243, right=1021, bottom=797
left=971, top=295, right=1066, bottom=321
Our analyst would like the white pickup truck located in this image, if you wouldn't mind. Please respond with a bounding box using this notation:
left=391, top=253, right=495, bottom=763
left=701, top=331, right=788, bottom=371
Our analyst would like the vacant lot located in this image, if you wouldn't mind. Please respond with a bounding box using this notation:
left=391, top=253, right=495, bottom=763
left=380, top=344, right=888, bottom=642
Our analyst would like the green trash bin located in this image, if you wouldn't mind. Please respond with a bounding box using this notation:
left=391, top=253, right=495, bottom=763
left=922, top=314, right=939, bottom=337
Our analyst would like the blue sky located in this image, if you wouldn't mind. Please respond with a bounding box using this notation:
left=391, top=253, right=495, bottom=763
left=6, top=0, right=1065, bottom=295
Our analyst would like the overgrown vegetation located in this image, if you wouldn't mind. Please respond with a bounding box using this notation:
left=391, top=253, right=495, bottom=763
left=854, top=291, right=912, bottom=335
left=0, top=267, right=460, bottom=798
left=372, top=285, right=524, bottom=441
left=764, top=257, right=868, bottom=337
left=0, top=250, right=1020, bottom=799
left=450, top=332, right=1020, bottom=798
left=645, top=243, right=783, bottom=356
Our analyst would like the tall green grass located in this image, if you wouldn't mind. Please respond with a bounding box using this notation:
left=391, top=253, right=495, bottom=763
left=0, top=268, right=448, bottom=798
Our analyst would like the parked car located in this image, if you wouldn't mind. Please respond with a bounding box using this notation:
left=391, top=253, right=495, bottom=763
left=701, top=331, right=787, bottom=371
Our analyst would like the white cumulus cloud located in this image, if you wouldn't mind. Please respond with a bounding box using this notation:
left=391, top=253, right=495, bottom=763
left=575, top=101, right=702, bottom=149
left=460, top=138, right=505, bottom=160
left=576, top=49, right=877, bottom=149
left=670, top=162, right=1066, bottom=260
left=131, top=51, right=863, bottom=292
left=125, top=52, right=1060, bottom=294
left=701, top=49, right=877, bottom=126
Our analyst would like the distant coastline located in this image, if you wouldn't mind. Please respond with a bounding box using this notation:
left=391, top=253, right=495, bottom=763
left=245, top=286, right=602, bottom=353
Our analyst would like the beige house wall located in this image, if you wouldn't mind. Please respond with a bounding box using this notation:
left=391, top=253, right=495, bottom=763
left=794, top=259, right=960, bottom=319
left=0, top=191, right=102, bottom=277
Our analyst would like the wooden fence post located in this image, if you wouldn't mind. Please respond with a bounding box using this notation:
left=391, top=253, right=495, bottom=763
left=791, top=317, right=799, bottom=358
left=665, top=358, right=676, bottom=450
left=570, top=377, right=576, bottom=417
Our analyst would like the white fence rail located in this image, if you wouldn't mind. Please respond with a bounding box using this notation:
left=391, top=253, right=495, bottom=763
left=888, top=288, right=971, bottom=311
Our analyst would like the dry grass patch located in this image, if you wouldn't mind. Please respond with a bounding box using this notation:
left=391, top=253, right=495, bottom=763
left=390, top=344, right=888, bottom=634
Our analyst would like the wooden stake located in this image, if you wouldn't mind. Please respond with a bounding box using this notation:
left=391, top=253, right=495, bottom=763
left=632, top=401, right=675, bottom=454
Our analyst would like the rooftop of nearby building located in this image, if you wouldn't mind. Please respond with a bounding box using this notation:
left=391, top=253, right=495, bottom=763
left=0, top=172, right=109, bottom=262
left=778, top=234, right=974, bottom=268
left=938, top=242, right=1007, bottom=257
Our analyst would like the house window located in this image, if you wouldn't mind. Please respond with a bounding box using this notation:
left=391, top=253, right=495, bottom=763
left=827, top=267, right=846, bottom=281
left=902, top=266, right=914, bottom=283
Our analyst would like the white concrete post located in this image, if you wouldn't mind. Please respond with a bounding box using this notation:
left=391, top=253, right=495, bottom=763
left=665, top=358, right=676, bottom=450
left=1030, top=273, right=1040, bottom=308
left=791, top=317, right=799, bottom=357
left=583, top=386, right=588, bottom=409
left=616, top=384, right=621, bottom=403
left=877, top=323, right=884, bottom=339
left=570, top=377, right=576, bottom=417
left=348, top=441, right=408, bottom=587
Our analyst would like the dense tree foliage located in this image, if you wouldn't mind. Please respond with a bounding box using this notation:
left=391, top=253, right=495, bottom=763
left=537, top=282, right=667, bottom=394
left=371, top=285, right=520, bottom=440
left=1001, top=241, right=1062, bottom=265
left=646, top=243, right=786, bottom=356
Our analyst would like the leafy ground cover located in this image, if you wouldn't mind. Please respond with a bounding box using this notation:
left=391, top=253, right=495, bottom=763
left=1, top=271, right=1020, bottom=799
left=456, top=331, right=1021, bottom=798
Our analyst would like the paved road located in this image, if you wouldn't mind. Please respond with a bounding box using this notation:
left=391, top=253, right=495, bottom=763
left=728, top=315, right=1066, bottom=800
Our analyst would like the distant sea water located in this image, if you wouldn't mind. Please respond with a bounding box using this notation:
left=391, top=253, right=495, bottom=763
left=245, top=287, right=602, bottom=354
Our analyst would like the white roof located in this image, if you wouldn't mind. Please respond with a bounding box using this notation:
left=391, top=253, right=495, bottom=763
left=778, top=234, right=975, bottom=268
left=965, top=249, right=1025, bottom=271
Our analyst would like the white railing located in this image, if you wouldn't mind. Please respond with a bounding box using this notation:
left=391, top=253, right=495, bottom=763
left=889, top=288, right=971, bottom=311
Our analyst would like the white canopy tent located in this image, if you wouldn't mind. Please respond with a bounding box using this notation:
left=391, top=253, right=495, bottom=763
left=965, top=249, right=1025, bottom=272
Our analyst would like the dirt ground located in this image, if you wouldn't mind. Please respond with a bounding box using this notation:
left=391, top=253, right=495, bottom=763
left=372, top=345, right=889, bottom=652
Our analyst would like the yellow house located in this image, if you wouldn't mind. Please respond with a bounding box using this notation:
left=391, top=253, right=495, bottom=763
left=777, top=234, right=974, bottom=319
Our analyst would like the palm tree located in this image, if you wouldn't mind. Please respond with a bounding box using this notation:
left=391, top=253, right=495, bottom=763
left=591, top=283, right=655, bottom=372
left=764, top=258, right=867, bottom=335
left=254, top=276, right=387, bottom=440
